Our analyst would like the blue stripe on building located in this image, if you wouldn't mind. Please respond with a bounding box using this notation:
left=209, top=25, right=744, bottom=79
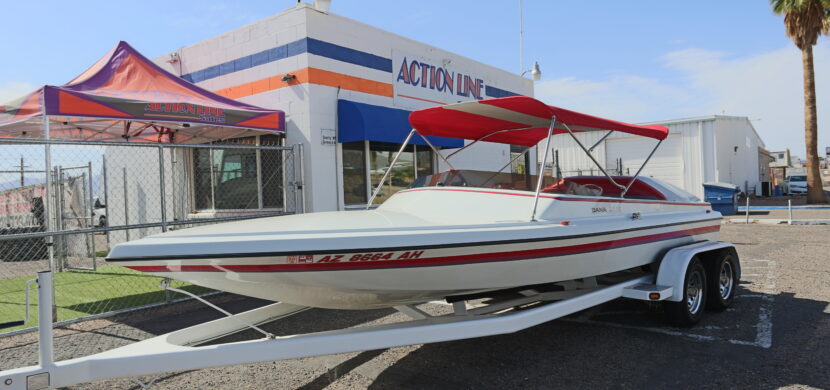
left=484, top=85, right=521, bottom=98
left=182, top=38, right=393, bottom=83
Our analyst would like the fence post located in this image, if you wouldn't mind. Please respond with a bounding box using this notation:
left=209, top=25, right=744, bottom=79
left=123, top=167, right=130, bottom=241
left=37, top=271, right=54, bottom=367
left=788, top=199, right=792, bottom=225
left=158, top=145, right=168, bottom=232
left=297, top=143, right=306, bottom=214
left=102, top=156, right=110, bottom=250
left=87, top=161, right=96, bottom=271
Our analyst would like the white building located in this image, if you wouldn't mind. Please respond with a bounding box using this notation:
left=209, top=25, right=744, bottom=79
left=542, top=115, right=767, bottom=198
left=152, top=3, right=535, bottom=213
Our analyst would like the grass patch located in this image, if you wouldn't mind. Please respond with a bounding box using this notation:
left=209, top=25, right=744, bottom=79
left=0, top=266, right=211, bottom=333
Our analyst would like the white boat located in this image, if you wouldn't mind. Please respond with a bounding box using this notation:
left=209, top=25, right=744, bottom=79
left=106, top=96, right=721, bottom=309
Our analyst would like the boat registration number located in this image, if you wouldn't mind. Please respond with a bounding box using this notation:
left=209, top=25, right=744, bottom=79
left=315, top=251, right=425, bottom=263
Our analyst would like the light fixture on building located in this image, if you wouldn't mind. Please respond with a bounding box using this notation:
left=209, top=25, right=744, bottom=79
left=281, top=73, right=297, bottom=82
left=167, top=52, right=180, bottom=64
left=521, top=61, right=542, bottom=81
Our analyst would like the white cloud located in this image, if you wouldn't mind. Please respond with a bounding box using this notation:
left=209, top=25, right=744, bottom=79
left=0, top=82, right=35, bottom=104
left=534, top=43, right=830, bottom=155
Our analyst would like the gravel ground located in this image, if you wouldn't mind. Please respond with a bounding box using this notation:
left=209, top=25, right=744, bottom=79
left=1, top=224, right=829, bottom=389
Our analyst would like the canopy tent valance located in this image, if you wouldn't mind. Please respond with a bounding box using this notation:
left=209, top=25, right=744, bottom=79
left=408, top=96, right=668, bottom=147
left=0, top=41, right=284, bottom=143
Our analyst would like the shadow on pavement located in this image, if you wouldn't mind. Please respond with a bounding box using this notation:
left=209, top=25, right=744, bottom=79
left=364, top=289, right=828, bottom=389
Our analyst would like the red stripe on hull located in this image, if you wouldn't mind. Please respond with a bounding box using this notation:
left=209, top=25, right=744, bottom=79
left=125, top=225, right=719, bottom=273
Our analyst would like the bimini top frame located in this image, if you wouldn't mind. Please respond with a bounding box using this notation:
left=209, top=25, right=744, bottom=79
left=367, top=96, right=669, bottom=221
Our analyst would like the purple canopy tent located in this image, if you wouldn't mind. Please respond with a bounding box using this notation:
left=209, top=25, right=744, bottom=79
left=0, top=41, right=285, bottom=143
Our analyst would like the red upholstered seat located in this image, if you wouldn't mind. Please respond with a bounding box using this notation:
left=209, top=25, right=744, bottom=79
left=542, top=176, right=667, bottom=200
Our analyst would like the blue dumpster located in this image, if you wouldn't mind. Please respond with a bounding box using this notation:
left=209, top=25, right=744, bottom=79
left=703, top=182, right=741, bottom=215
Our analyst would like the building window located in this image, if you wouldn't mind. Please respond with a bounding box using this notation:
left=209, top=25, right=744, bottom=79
left=510, top=145, right=530, bottom=175
left=342, top=141, right=367, bottom=205
left=342, top=141, right=433, bottom=206
left=192, top=135, right=284, bottom=210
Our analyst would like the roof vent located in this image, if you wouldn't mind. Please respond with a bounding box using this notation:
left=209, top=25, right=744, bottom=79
left=313, top=0, right=331, bottom=13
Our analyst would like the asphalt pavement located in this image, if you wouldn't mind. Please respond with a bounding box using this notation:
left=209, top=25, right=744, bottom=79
left=0, top=224, right=828, bottom=389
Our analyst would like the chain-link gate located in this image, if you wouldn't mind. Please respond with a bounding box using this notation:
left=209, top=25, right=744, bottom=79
left=0, top=139, right=303, bottom=336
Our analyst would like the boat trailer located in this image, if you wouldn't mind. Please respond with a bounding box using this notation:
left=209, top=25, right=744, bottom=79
left=0, top=240, right=737, bottom=389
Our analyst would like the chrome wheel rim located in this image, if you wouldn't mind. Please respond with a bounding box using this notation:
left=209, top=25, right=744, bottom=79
left=686, top=270, right=703, bottom=315
left=719, top=260, right=734, bottom=300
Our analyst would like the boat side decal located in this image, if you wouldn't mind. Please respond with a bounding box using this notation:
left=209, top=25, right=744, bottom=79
left=106, top=218, right=722, bottom=262
left=124, top=224, right=719, bottom=273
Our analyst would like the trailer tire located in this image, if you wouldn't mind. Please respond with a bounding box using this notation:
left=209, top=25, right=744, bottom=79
left=665, top=257, right=707, bottom=327
left=705, top=252, right=737, bottom=312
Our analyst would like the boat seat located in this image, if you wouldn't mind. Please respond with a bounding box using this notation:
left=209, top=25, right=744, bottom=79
left=542, top=176, right=667, bottom=200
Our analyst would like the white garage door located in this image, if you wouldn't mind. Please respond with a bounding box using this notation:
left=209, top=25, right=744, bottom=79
left=605, top=134, right=683, bottom=188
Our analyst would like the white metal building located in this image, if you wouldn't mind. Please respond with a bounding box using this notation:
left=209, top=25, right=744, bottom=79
left=542, top=115, right=767, bottom=198
left=152, top=3, right=535, bottom=213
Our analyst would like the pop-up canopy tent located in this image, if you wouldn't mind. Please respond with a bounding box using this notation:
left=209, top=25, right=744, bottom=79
left=0, top=41, right=284, bottom=143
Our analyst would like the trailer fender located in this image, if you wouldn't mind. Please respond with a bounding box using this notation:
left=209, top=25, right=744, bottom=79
left=656, top=241, right=738, bottom=302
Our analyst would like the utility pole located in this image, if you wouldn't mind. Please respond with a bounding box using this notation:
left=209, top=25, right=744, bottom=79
left=15, top=156, right=30, bottom=187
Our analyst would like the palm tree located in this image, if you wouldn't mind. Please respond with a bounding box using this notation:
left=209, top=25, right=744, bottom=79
left=771, top=0, right=829, bottom=203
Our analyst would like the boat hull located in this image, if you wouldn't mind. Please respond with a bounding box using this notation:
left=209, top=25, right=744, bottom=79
left=115, top=218, right=720, bottom=309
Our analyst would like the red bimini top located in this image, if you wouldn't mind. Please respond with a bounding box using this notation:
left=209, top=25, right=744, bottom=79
left=408, top=96, right=668, bottom=147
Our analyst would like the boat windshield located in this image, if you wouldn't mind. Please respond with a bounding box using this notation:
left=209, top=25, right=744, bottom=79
left=409, top=170, right=554, bottom=193
left=409, top=170, right=671, bottom=200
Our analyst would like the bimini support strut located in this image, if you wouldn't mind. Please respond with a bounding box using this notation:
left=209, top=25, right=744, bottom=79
left=416, top=130, right=456, bottom=171
left=366, top=129, right=417, bottom=209
left=530, top=116, right=556, bottom=222
left=561, top=122, right=627, bottom=193
left=620, top=139, right=663, bottom=198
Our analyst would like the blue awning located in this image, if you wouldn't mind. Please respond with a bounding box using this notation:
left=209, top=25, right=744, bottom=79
left=337, top=100, right=463, bottom=148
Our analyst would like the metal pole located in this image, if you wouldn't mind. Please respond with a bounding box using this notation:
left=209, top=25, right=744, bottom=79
left=416, top=130, right=456, bottom=171
left=367, top=129, right=416, bottom=209
left=87, top=162, right=96, bottom=271
left=54, top=166, right=64, bottom=272
left=621, top=139, right=663, bottom=198
left=531, top=116, right=556, bottom=222
left=102, top=156, right=110, bottom=250
left=561, top=122, right=627, bottom=192
left=37, top=270, right=54, bottom=367
left=123, top=167, right=130, bottom=241
left=42, top=117, right=58, bottom=323
left=209, top=148, right=216, bottom=210
left=745, top=196, right=750, bottom=224
left=158, top=145, right=168, bottom=232
left=519, top=0, right=524, bottom=74
left=297, top=143, right=306, bottom=213
left=587, top=130, right=613, bottom=153
left=788, top=199, right=792, bottom=225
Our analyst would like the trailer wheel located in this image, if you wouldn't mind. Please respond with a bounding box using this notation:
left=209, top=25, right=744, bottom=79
left=705, top=252, right=737, bottom=311
left=665, top=257, right=707, bottom=327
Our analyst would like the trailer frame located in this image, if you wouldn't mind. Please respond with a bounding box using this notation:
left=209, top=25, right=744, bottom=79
left=0, top=240, right=736, bottom=390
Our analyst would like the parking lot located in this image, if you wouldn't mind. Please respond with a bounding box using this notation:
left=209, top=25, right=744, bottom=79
left=1, top=223, right=828, bottom=389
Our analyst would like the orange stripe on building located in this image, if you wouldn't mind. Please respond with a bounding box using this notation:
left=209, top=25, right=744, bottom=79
left=215, top=67, right=393, bottom=100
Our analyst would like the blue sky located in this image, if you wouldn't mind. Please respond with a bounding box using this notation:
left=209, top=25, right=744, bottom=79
left=0, top=0, right=827, bottom=156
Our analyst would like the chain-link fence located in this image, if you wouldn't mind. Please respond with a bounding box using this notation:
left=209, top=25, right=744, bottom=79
left=0, top=138, right=303, bottom=337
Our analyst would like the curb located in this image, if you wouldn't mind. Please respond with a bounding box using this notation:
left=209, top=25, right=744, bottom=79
left=727, top=218, right=830, bottom=225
